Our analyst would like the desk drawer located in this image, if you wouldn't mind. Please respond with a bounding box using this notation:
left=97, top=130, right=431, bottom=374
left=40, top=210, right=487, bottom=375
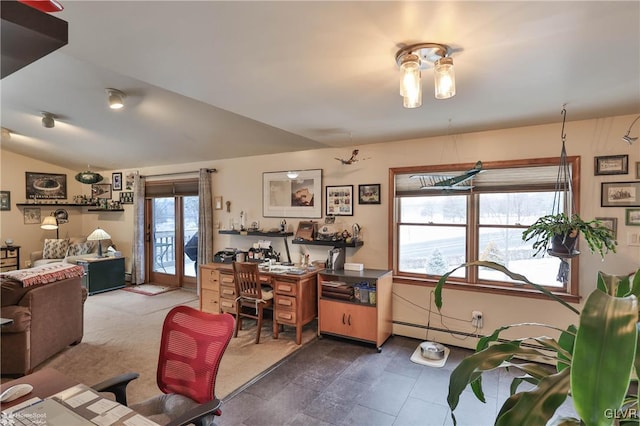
left=220, top=285, right=237, bottom=298
left=220, top=274, right=235, bottom=286
left=0, top=258, right=17, bottom=267
left=274, top=279, right=298, bottom=296
left=275, top=294, right=297, bottom=311
left=200, top=269, right=219, bottom=290
left=275, top=309, right=297, bottom=325
left=220, top=299, right=237, bottom=313
left=201, top=288, right=220, bottom=313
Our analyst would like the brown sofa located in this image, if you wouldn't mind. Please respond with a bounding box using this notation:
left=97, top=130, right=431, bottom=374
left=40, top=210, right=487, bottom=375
left=1, top=274, right=87, bottom=376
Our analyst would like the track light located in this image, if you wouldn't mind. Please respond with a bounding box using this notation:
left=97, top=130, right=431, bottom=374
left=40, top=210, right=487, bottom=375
left=106, top=88, right=126, bottom=109
left=395, top=42, right=456, bottom=108
left=622, top=115, right=640, bottom=145
left=41, top=112, right=55, bottom=128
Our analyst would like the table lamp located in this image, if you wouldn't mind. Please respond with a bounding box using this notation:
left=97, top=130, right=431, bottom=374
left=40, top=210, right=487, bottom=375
left=87, top=228, right=111, bottom=257
left=41, top=215, right=59, bottom=238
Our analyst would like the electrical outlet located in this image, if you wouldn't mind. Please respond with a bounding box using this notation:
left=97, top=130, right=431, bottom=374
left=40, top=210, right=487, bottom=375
left=472, top=311, right=483, bottom=328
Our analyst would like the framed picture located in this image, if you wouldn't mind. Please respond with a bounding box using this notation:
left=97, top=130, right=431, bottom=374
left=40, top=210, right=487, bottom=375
left=112, top=172, right=122, bottom=191
left=25, top=172, right=67, bottom=200
left=0, top=191, right=10, bottom=211
left=594, top=155, right=629, bottom=176
left=92, top=183, right=112, bottom=199
left=326, top=185, right=354, bottom=216
left=214, top=196, right=223, bottom=210
left=601, top=181, right=640, bottom=207
left=595, top=217, right=617, bottom=238
left=125, top=172, right=135, bottom=190
left=23, top=207, right=41, bottom=224
left=119, top=191, right=134, bottom=204
left=358, top=184, right=381, bottom=204
left=626, top=209, right=640, bottom=226
left=263, top=169, right=322, bottom=218
left=636, top=162, right=640, bottom=180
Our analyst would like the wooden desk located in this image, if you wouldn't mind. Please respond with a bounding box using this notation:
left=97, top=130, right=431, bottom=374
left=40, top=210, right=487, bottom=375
left=0, top=368, right=79, bottom=409
left=200, top=263, right=318, bottom=344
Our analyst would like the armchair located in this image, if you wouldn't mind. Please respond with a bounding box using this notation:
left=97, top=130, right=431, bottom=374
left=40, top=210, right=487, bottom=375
left=92, top=306, right=235, bottom=426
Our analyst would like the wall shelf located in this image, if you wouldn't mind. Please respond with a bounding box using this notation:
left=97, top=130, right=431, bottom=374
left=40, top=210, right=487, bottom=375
left=292, top=239, right=363, bottom=248
left=218, top=230, right=293, bottom=237
left=16, top=203, right=98, bottom=207
left=87, top=209, right=124, bottom=212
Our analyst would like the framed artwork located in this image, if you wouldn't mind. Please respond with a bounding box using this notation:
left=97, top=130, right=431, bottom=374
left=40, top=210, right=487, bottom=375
left=263, top=169, right=322, bottom=218
left=0, top=191, right=9, bottom=211
left=358, top=184, right=381, bottom=204
left=214, top=196, right=223, bottom=210
left=23, top=207, right=41, bottom=224
left=594, top=155, right=629, bottom=176
left=626, top=209, right=640, bottom=226
left=326, top=185, right=354, bottom=216
left=92, top=183, right=112, bottom=199
left=125, top=172, right=135, bottom=190
left=595, top=217, right=617, bottom=239
left=636, top=162, right=640, bottom=179
left=25, top=172, right=67, bottom=200
left=112, top=172, right=122, bottom=191
left=119, top=191, right=134, bottom=204
left=601, top=181, right=640, bottom=207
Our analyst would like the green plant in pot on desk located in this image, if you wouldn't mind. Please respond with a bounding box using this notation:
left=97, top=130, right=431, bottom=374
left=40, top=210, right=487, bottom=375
left=522, top=213, right=617, bottom=283
left=435, top=261, right=640, bottom=426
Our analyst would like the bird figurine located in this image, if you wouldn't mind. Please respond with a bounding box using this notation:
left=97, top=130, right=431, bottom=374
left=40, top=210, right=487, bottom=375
left=335, top=149, right=360, bottom=165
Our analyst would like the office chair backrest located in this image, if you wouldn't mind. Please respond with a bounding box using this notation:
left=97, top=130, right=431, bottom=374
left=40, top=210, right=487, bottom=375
left=233, top=261, right=264, bottom=300
left=157, top=305, right=235, bottom=404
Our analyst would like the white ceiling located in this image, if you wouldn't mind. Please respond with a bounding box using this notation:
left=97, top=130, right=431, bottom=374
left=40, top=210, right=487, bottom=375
left=2, top=1, right=639, bottom=172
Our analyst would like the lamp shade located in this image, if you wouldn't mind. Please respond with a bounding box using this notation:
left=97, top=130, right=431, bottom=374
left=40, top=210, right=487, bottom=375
left=87, top=228, right=111, bottom=241
left=400, top=54, right=422, bottom=108
left=434, top=57, right=455, bottom=99
left=41, top=216, right=58, bottom=230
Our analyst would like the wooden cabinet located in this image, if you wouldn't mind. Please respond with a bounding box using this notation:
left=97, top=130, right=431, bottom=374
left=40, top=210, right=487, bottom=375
left=199, top=263, right=317, bottom=344
left=0, top=246, right=20, bottom=272
left=318, top=269, right=392, bottom=351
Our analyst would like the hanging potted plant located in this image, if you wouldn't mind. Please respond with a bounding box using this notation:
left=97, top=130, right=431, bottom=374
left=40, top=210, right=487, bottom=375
left=522, top=212, right=617, bottom=259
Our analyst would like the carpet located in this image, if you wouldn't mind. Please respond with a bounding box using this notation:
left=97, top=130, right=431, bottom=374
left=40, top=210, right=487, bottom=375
left=33, top=288, right=316, bottom=403
left=121, top=284, right=179, bottom=296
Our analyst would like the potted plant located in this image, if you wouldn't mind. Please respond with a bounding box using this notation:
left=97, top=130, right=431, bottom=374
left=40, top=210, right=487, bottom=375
left=434, top=261, right=640, bottom=426
left=522, top=212, right=617, bottom=258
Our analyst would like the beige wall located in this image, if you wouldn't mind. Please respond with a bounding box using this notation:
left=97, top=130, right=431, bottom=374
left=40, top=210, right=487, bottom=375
left=2, top=114, right=638, bottom=350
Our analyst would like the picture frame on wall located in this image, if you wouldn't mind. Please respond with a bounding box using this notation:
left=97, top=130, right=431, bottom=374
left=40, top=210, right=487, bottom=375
left=92, top=183, right=112, bottom=199
left=25, top=172, right=67, bottom=200
left=595, top=217, right=617, bottom=239
left=23, top=207, right=41, bottom=224
left=0, top=191, right=10, bottom=211
left=626, top=209, right=640, bottom=226
left=326, top=185, right=354, bottom=216
left=263, top=169, right=322, bottom=218
left=601, top=181, right=640, bottom=207
left=119, top=191, right=134, bottom=204
left=594, top=155, right=629, bottom=176
left=358, top=184, right=381, bottom=204
left=112, top=172, right=122, bottom=191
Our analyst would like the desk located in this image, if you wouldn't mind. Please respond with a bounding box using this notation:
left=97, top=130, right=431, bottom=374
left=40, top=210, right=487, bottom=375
left=200, top=263, right=318, bottom=344
left=0, top=369, right=77, bottom=410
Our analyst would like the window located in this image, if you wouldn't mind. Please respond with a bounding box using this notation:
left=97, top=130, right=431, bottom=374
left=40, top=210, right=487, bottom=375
left=391, top=157, right=581, bottom=299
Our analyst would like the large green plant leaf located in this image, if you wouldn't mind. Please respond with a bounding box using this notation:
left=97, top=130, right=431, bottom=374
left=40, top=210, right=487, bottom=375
left=557, top=324, right=577, bottom=372
left=571, top=290, right=638, bottom=426
left=496, top=368, right=571, bottom=426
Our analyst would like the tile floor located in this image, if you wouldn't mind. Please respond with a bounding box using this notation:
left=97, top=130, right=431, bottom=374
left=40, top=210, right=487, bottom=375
left=216, top=334, right=578, bottom=426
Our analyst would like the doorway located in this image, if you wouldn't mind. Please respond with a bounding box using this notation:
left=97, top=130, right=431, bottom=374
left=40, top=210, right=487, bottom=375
left=144, top=180, right=199, bottom=289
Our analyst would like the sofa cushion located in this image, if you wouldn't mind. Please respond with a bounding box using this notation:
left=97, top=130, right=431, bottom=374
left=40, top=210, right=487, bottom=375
left=0, top=305, right=31, bottom=333
left=66, top=241, right=93, bottom=257
left=43, top=238, right=70, bottom=259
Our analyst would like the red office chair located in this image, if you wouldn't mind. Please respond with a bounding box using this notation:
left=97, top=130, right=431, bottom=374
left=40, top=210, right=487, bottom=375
left=93, top=306, right=235, bottom=426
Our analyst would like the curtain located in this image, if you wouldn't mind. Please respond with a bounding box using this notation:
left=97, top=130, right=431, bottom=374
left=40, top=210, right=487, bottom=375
left=197, top=169, right=214, bottom=295
left=131, top=173, right=146, bottom=284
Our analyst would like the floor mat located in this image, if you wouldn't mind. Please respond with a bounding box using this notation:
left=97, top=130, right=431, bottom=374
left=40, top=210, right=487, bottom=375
left=121, top=284, right=179, bottom=296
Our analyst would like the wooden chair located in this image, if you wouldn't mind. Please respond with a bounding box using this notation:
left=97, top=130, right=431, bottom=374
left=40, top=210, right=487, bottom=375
left=232, top=261, right=274, bottom=344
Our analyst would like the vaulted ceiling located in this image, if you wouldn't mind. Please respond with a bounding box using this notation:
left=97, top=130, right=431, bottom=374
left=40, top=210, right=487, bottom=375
left=2, top=1, right=639, bottom=171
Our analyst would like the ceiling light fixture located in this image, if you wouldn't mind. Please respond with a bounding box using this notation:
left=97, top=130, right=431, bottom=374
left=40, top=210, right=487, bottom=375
left=75, top=165, right=104, bottom=184
left=106, top=88, right=126, bottom=110
left=622, top=114, right=640, bottom=145
left=286, top=171, right=300, bottom=179
left=395, top=42, right=456, bottom=108
left=41, top=112, right=55, bottom=128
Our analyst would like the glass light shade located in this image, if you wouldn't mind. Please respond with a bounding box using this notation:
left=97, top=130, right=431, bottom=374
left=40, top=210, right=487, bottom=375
left=400, top=54, right=422, bottom=108
left=107, top=89, right=125, bottom=110
left=286, top=171, right=299, bottom=179
left=41, top=216, right=58, bottom=230
left=434, top=57, right=455, bottom=99
left=87, top=228, right=111, bottom=241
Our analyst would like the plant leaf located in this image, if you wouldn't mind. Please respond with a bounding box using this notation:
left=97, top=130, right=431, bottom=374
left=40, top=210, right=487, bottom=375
left=557, top=324, right=577, bottom=372
left=496, top=368, right=571, bottom=426
left=571, top=290, right=638, bottom=426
